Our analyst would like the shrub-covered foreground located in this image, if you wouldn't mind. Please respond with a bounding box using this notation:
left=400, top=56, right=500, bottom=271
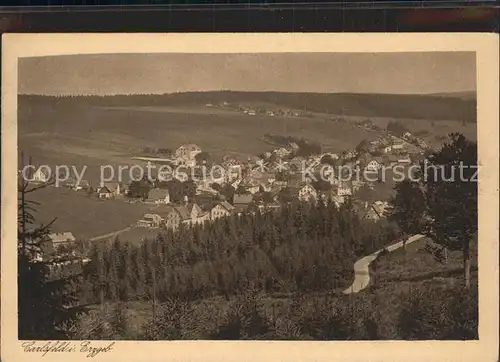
left=79, top=280, right=478, bottom=340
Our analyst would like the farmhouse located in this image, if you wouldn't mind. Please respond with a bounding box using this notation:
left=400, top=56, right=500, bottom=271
left=151, top=202, right=208, bottom=230
left=97, top=182, right=122, bottom=199
left=274, top=147, right=291, bottom=159
left=96, top=186, right=114, bottom=199
left=183, top=203, right=209, bottom=226
left=145, top=188, right=170, bottom=204
left=39, top=232, right=77, bottom=259
left=160, top=207, right=183, bottom=230
left=364, top=201, right=391, bottom=220
left=225, top=164, right=243, bottom=183
left=233, top=193, right=253, bottom=214
left=175, top=144, right=202, bottom=160
left=137, top=213, right=163, bottom=228
left=210, top=201, right=236, bottom=220
left=365, top=157, right=383, bottom=172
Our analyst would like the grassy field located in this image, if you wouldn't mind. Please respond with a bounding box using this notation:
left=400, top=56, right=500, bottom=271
left=28, top=186, right=154, bottom=240
left=111, top=226, right=161, bottom=245
left=371, top=237, right=478, bottom=287
left=18, top=97, right=375, bottom=166
left=363, top=237, right=478, bottom=338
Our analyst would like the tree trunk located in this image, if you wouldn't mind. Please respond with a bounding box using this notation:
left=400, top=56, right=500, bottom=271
left=463, top=237, right=471, bottom=289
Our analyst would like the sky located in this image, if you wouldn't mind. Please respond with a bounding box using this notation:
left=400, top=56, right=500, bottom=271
left=18, top=52, right=476, bottom=96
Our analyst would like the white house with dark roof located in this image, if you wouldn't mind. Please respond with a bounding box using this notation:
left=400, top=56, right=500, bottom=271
left=137, top=213, right=164, bottom=228
left=97, top=182, right=122, bottom=198
left=145, top=188, right=170, bottom=204
left=32, top=167, right=50, bottom=183
left=39, top=232, right=77, bottom=259
left=175, top=144, right=202, bottom=161
left=210, top=201, right=236, bottom=220
left=97, top=186, right=114, bottom=199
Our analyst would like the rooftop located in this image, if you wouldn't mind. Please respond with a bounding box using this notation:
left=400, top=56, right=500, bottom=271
left=233, top=193, right=253, bottom=204
left=48, top=232, right=76, bottom=244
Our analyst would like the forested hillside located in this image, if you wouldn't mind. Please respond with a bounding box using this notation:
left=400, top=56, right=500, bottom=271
left=81, top=200, right=400, bottom=304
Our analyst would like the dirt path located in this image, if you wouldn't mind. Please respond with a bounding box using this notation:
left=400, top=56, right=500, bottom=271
left=342, top=234, right=425, bottom=294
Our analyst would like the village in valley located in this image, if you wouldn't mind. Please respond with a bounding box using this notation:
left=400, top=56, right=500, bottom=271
left=28, top=104, right=432, bottom=268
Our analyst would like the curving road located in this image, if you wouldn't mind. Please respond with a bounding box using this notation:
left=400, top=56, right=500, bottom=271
left=343, top=234, right=425, bottom=294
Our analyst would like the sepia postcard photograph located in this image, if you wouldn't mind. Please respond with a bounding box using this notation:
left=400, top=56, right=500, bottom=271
left=1, top=33, right=499, bottom=362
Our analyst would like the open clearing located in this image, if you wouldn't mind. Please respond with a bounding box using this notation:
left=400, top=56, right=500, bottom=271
left=363, top=236, right=478, bottom=338
left=19, top=98, right=375, bottom=164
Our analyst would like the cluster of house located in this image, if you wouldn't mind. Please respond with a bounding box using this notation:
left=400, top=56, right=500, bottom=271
left=402, top=131, right=431, bottom=150
left=351, top=133, right=427, bottom=171
left=25, top=130, right=431, bottom=252
left=27, top=231, right=90, bottom=280
left=137, top=197, right=237, bottom=229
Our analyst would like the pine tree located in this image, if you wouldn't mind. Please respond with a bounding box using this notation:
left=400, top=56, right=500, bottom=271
left=18, top=172, right=86, bottom=339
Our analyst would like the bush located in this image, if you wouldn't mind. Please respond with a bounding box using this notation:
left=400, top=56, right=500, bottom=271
left=397, top=284, right=478, bottom=340
left=142, top=297, right=194, bottom=340
left=211, top=287, right=271, bottom=340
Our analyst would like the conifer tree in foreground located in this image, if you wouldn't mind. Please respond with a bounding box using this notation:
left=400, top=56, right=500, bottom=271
left=390, top=133, right=478, bottom=288
left=18, top=167, right=86, bottom=339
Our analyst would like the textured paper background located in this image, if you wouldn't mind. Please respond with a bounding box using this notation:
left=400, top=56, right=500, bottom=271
left=2, top=33, right=499, bottom=362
